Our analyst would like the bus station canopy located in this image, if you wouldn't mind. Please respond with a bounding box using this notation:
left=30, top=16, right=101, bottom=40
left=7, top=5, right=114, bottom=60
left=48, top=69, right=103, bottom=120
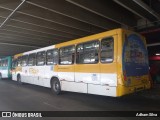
left=0, top=0, right=160, bottom=56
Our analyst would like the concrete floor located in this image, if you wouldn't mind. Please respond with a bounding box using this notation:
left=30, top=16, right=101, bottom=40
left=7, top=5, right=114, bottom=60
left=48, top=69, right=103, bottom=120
left=0, top=79, right=160, bottom=120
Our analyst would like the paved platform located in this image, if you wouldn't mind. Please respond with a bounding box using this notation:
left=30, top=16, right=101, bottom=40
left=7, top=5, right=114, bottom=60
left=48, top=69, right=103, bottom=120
left=0, top=79, right=160, bottom=120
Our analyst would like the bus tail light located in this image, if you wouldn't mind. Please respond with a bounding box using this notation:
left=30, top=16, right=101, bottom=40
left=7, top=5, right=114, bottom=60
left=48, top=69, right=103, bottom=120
left=123, top=71, right=127, bottom=81
left=124, top=75, right=127, bottom=81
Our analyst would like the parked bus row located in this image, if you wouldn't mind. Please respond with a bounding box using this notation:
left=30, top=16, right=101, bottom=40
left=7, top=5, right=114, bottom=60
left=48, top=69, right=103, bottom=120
left=0, top=28, right=151, bottom=97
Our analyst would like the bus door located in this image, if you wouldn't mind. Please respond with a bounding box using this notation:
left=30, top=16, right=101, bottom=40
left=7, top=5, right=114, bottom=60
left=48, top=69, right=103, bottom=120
left=58, top=45, right=75, bottom=82
left=75, top=40, right=100, bottom=85
left=100, top=35, right=118, bottom=87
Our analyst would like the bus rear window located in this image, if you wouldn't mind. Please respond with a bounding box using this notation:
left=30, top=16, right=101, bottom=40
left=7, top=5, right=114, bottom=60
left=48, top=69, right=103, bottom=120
left=101, top=37, right=114, bottom=63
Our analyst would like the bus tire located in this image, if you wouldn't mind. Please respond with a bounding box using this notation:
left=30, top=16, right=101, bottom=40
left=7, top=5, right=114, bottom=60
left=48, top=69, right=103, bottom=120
left=17, top=74, right=22, bottom=85
left=51, top=78, right=61, bottom=95
left=0, top=73, right=2, bottom=80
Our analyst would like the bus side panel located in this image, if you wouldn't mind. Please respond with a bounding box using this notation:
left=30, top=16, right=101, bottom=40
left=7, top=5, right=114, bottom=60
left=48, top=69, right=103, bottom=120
left=57, top=65, right=75, bottom=82
left=97, top=35, right=118, bottom=96
left=12, top=67, right=22, bottom=81
left=0, top=70, right=8, bottom=78
left=12, top=73, right=17, bottom=81
left=21, top=65, right=56, bottom=88
left=61, top=81, right=87, bottom=93
left=75, top=64, right=100, bottom=84
left=88, top=84, right=117, bottom=97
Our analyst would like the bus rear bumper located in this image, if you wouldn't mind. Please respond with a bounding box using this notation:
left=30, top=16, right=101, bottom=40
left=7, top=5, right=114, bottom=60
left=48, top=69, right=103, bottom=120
left=116, top=82, right=151, bottom=97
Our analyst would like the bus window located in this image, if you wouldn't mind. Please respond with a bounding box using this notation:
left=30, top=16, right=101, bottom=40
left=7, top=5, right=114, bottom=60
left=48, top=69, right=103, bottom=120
left=76, top=40, right=99, bottom=64
left=0, top=61, right=2, bottom=66
left=28, top=53, right=36, bottom=66
left=4, top=60, right=8, bottom=67
left=21, top=55, right=28, bottom=66
left=101, top=37, right=114, bottom=63
left=59, top=45, right=75, bottom=65
left=36, top=51, right=46, bottom=66
left=1, top=61, right=3, bottom=67
left=17, top=57, right=22, bottom=67
left=46, top=49, right=58, bottom=65
left=1, top=61, right=4, bottom=67
left=1, top=60, right=4, bottom=67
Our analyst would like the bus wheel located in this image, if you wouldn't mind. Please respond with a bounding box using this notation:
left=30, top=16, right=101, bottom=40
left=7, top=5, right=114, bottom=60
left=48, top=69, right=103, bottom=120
left=0, top=73, right=2, bottom=80
left=51, top=78, right=61, bottom=95
left=17, top=75, right=22, bottom=84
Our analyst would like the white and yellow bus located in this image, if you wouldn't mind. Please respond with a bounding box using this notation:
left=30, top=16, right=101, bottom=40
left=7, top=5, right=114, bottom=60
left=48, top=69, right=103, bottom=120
left=12, top=28, right=151, bottom=97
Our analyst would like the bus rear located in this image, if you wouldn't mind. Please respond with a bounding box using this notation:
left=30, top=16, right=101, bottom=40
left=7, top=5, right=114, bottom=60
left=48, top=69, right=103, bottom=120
left=117, top=30, right=151, bottom=96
